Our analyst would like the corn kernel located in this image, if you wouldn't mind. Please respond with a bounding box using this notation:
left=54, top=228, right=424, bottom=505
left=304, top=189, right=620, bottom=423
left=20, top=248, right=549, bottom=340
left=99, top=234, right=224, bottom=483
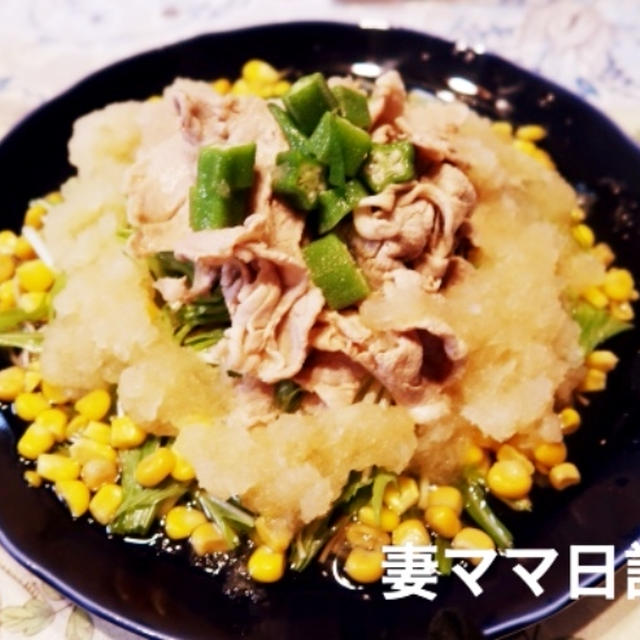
left=45, top=191, right=63, bottom=205
left=0, top=280, right=15, bottom=310
left=512, top=138, right=537, bottom=156
left=37, top=453, right=80, bottom=482
left=462, top=444, right=488, bottom=469
left=23, top=370, right=41, bottom=393
left=190, top=522, right=230, bottom=555
left=579, top=368, right=607, bottom=392
left=18, top=291, right=46, bottom=313
left=24, top=470, right=42, bottom=487
left=391, top=518, right=431, bottom=546
left=345, top=522, right=390, bottom=551
left=14, top=392, right=49, bottom=421
left=255, top=516, right=293, bottom=552
left=515, top=124, right=546, bottom=142
left=425, top=505, right=462, bottom=539
left=242, top=59, right=280, bottom=85
left=591, top=242, right=614, bottom=267
left=135, top=447, right=175, bottom=487
left=24, top=204, right=47, bottom=229
left=55, top=479, right=90, bottom=517
left=549, top=462, right=581, bottom=490
left=0, top=366, right=25, bottom=401
left=531, top=147, right=555, bottom=169
left=559, top=407, right=581, bottom=435
left=69, top=438, right=117, bottom=464
left=17, top=423, right=55, bottom=459
left=452, top=527, right=495, bottom=565
left=231, top=79, right=252, bottom=96
left=570, top=206, right=586, bottom=223
left=0, top=254, right=15, bottom=283
left=0, top=230, right=18, bottom=254
left=81, top=458, right=119, bottom=491
left=344, top=548, right=384, bottom=584
left=89, top=483, right=123, bottom=525
left=211, top=78, right=232, bottom=94
left=165, top=506, right=208, bottom=540
left=14, top=237, right=36, bottom=260
left=427, top=486, right=463, bottom=516
left=586, top=350, right=619, bottom=373
left=41, top=380, right=69, bottom=404
left=272, top=79, right=291, bottom=96
left=496, top=444, right=535, bottom=474
left=74, top=389, right=111, bottom=421
left=572, top=224, right=595, bottom=249
left=110, top=415, right=146, bottom=449
left=248, top=545, right=286, bottom=583
left=581, top=285, right=608, bottom=309
left=486, top=460, right=532, bottom=500
left=34, top=408, right=68, bottom=441
left=533, top=441, right=567, bottom=467
left=603, top=268, right=634, bottom=302
left=383, top=476, right=419, bottom=514
left=611, top=301, right=634, bottom=321
left=65, top=414, right=88, bottom=439
left=16, top=260, right=54, bottom=293
left=357, top=505, right=400, bottom=533
left=146, top=95, right=162, bottom=103
left=84, top=420, right=111, bottom=445
left=170, top=449, right=195, bottom=482
left=490, top=121, right=513, bottom=139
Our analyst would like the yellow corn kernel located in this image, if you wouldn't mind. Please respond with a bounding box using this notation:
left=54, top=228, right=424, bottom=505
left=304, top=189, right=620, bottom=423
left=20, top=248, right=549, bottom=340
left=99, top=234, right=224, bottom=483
left=65, top=414, right=89, bottom=439
left=0, top=230, right=18, bottom=254
left=581, top=285, right=608, bottom=309
left=272, top=79, right=291, bottom=96
left=549, top=462, right=581, bottom=490
left=579, top=368, right=607, bottom=392
left=170, top=449, right=196, bottom=482
left=14, top=237, right=36, bottom=260
left=23, top=370, right=41, bottom=393
left=41, top=380, right=69, bottom=404
left=255, top=516, right=293, bottom=552
left=17, top=423, right=55, bottom=459
left=391, top=518, right=431, bottom=546
left=16, top=260, right=54, bottom=293
left=530, top=147, right=555, bottom=169
left=14, top=392, right=49, bottom=421
left=45, top=191, right=63, bottom=205
left=591, top=242, right=614, bottom=267
left=231, top=79, right=253, bottom=95
left=24, top=204, right=47, bottom=229
left=610, top=301, right=634, bottom=322
left=357, top=505, right=400, bottom=533
left=486, top=460, right=532, bottom=500
left=344, top=548, right=384, bottom=584
left=572, top=224, right=595, bottom=249
left=37, top=453, right=80, bottom=482
left=586, top=350, right=619, bottom=372
left=462, top=443, right=488, bottom=469
left=496, top=444, right=535, bottom=475
left=146, top=95, right=162, bottom=103
left=55, top=479, right=90, bottom=517
left=427, top=486, right=463, bottom=516
left=0, top=280, right=15, bottom=310
left=211, top=78, right=232, bottom=94
left=89, top=483, right=123, bottom=525
left=452, top=527, right=495, bottom=565
left=81, top=458, right=119, bottom=491
left=74, top=389, right=111, bottom=421
left=512, top=138, right=537, bottom=156
left=0, top=366, right=25, bottom=401
left=84, top=420, right=111, bottom=445
left=0, top=254, right=15, bottom=282
left=24, top=470, right=42, bottom=487
left=425, top=505, right=462, bottom=539
left=490, top=121, right=513, bottom=139
left=345, top=522, right=390, bottom=551
left=135, top=447, right=175, bottom=487
left=190, top=522, right=230, bottom=555
left=515, top=124, right=546, bottom=142
left=603, top=268, right=634, bottom=302
left=570, top=206, right=586, bottom=223
left=34, top=408, right=68, bottom=441
left=164, top=506, right=208, bottom=540
left=383, top=476, right=419, bottom=514
left=533, top=442, right=567, bottom=467
left=242, top=59, right=280, bottom=85
left=110, top=415, right=146, bottom=449
left=559, top=407, right=581, bottom=436
left=248, top=545, right=286, bottom=583
left=69, top=438, right=117, bottom=464
left=18, top=291, right=46, bottom=313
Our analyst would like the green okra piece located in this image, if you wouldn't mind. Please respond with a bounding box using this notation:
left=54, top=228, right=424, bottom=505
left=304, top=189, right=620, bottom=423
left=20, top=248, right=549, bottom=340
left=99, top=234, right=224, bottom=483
left=361, top=141, right=415, bottom=192
left=332, top=85, right=371, bottom=130
left=317, top=179, right=367, bottom=234
left=283, top=72, right=337, bottom=136
left=272, top=150, right=327, bottom=211
left=268, top=103, right=309, bottom=152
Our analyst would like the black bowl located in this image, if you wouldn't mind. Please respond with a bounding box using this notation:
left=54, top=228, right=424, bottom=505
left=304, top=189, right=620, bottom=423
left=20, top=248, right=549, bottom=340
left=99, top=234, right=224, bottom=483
left=1, top=21, right=640, bottom=640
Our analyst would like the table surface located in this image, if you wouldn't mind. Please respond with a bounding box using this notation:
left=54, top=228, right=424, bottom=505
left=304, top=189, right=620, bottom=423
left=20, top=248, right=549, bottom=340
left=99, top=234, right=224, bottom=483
left=1, top=1, right=639, bottom=638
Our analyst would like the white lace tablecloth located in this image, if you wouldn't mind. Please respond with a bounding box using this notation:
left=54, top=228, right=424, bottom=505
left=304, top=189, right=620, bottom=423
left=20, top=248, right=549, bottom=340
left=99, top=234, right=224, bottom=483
left=1, top=1, right=639, bottom=638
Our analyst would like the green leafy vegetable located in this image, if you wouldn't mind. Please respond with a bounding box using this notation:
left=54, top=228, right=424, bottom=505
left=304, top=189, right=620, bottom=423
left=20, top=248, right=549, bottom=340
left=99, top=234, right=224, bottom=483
left=571, top=299, right=632, bottom=353
left=0, top=300, right=50, bottom=332
left=435, top=535, right=452, bottom=575
left=196, top=491, right=255, bottom=549
left=370, top=472, right=396, bottom=525
left=274, top=380, right=305, bottom=412
left=147, top=252, right=194, bottom=283
left=0, top=331, right=43, bottom=353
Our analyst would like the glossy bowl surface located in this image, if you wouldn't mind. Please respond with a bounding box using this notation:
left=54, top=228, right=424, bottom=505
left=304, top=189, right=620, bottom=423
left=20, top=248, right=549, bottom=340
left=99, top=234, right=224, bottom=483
left=1, top=21, right=640, bottom=640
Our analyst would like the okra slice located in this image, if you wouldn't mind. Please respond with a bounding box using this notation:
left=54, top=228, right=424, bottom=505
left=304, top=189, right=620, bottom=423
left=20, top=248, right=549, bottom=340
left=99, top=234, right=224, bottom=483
left=307, top=112, right=345, bottom=187
left=273, top=150, right=327, bottom=211
left=332, top=85, right=371, bottom=130
left=317, top=179, right=367, bottom=235
left=303, top=233, right=370, bottom=310
left=283, top=72, right=337, bottom=135
left=189, top=186, right=248, bottom=231
left=268, top=103, right=309, bottom=152
left=196, top=143, right=256, bottom=191
left=333, top=116, right=371, bottom=177
left=361, top=141, right=416, bottom=193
